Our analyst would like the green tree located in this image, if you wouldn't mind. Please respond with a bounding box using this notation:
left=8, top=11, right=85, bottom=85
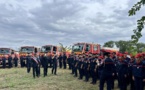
left=103, top=41, right=115, bottom=48
left=115, top=40, right=133, bottom=53
left=136, top=42, right=145, bottom=52
left=129, top=0, right=145, bottom=43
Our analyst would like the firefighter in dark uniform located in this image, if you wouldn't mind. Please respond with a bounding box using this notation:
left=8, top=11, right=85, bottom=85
left=20, top=56, right=25, bottom=67
left=2, top=55, right=6, bottom=68
left=58, top=54, right=63, bottom=68
left=26, top=53, right=32, bottom=73
left=84, top=58, right=90, bottom=82
left=48, top=54, right=52, bottom=68
left=111, top=52, right=117, bottom=89
left=132, top=54, right=144, bottom=90
left=79, top=55, right=85, bottom=80
left=63, top=53, right=67, bottom=69
left=74, top=55, right=78, bottom=77
left=52, top=54, right=58, bottom=75
left=78, top=56, right=85, bottom=80
left=116, top=53, right=128, bottom=90
left=71, top=54, right=75, bottom=74
left=128, top=56, right=135, bottom=90
left=99, top=52, right=115, bottom=90
left=49, top=54, right=53, bottom=68
left=83, top=55, right=88, bottom=81
left=37, top=54, right=41, bottom=77
left=32, top=53, right=39, bottom=78
left=142, top=53, right=145, bottom=90
left=97, top=56, right=104, bottom=80
left=69, top=54, right=74, bottom=70
left=14, top=54, right=18, bottom=67
left=8, top=54, right=12, bottom=68
left=67, top=55, right=72, bottom=69
left=41, top=54, right=48, bottom=77
left=78, top=56, right=83, bottom=79
left=90, top=57, right=98, bottom=85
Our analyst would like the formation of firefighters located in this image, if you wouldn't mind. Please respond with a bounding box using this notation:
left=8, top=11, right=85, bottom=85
left=0, top=43, right=145, bottom=90
left=68, top=52, right=145, bottom=90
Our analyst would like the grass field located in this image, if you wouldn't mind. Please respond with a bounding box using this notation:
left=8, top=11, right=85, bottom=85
left=0, top=67, right=122, bottom=90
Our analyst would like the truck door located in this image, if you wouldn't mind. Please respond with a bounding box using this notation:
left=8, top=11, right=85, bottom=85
left=53, top=46, right=57, bottom=54
left=85, top=44, right=91, bottom=53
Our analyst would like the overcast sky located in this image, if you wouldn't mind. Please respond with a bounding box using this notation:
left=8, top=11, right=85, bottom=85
left=0, top=0, right=145, bottom=50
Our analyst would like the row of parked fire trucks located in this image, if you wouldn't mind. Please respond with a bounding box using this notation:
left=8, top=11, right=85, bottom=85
left=0, top=42, right=119, bottom=66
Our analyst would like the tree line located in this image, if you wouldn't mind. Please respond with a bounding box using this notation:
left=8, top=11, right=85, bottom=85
left=103, top=40, right=145, bottom=55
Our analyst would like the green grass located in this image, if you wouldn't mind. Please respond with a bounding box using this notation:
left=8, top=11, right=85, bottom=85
left=0, top=67, right=122, bottom=90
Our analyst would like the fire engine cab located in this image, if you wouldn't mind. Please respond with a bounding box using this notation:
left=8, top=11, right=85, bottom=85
left=0, top=48, right=15, bottom=65
left=40, top=45, right=61, bottom=56
left=19, top=46, right=38, bottom=67
left=72, top=43, right=101, bottom=55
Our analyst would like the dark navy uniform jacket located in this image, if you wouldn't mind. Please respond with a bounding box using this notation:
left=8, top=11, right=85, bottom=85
left=90, top=59, right=97, bottom=71
left=52, top=56, right=57, bottom=66
left=41, top=55, right=48, bottom=67
left=26, top=56, right=32, bottom=67
left=101, top=58, right=115, bottom=76
left=62, top=54, right=67, bottom=62
left=142, top=59, right=145, bottom=79
left=126, top=57, right=131, bottom=63
left=8, top=56, right=12, bottom=61
left=32, top=56, right=38, bottom=67
left=128, top=60, right=135, bottom=76
left=77, top=60, right=82, bottom=69
left=2, top=57, right=6, bottom=64
left=132, top=61, right=144, bottom=78
left=116, top=60, right=128, bottom=76
left=58, top=55, right=62, bottom=62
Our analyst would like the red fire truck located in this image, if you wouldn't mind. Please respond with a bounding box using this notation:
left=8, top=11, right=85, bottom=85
left=19, top=46, right=39, bottom=67
left=40, top=45, right=62, bottom=56
left=0, top=48, right=15, bottom=65
left=72, top=42, right=119, bottom=55
left=72, top=43, right=101, bottom=55
left=101, top=47, right=119, bottom=55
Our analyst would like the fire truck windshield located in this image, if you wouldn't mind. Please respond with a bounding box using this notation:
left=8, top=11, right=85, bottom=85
left=41, top=46, right=52, bottom=53
left=0, top=49, right=10, bottom=54
left=72, top=44, right=84, bottom=52
left=21, top=47, right=34, bottom=53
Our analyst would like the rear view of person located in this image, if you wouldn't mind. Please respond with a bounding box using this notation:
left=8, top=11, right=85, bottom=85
left=26, top=53, right=32, bottom=73
left=32, top=53, right=39, bottom=78
left=99, top=52, right=115, bottom=90
left=52, top=55, right=58, bottom=75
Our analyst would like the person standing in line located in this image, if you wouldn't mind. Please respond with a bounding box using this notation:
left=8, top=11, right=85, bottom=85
left=32, top=53, right=39, bottom=78
left=26, top=53, right=32, bottom=73
left=63, top=53, right=67, bottom=69
left=116, top=54, right=128, bottom=90
left=41, top=54, right=48, bottom=77
left=67, top=55, right=72, bottom=70
left=132, top=54, right=145, bottom=90
left=71, top=54, right=75, bottom=74
left=58, top=54, right=63, bottom=68
left=128, top=56, right=135, bottom=90
left=2, top=55, right=6, bottom=68
left=52, top=54, right=58, bottom=75
left=74, top=55, right=79, bottom=77
left=14, top=54, right=18, bottom=67
left=8, top=54, right=12, bottom=68
left=90, top=57, right=98, bottom=85
left=37, top=54, right=41, bottom=77
left=99, top=52, right=115, bottom=90
left=142, top=53, right=145, bottom=90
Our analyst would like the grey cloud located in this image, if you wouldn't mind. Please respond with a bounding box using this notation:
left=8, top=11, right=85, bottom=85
left=0, top=0, right=144, bottom=49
